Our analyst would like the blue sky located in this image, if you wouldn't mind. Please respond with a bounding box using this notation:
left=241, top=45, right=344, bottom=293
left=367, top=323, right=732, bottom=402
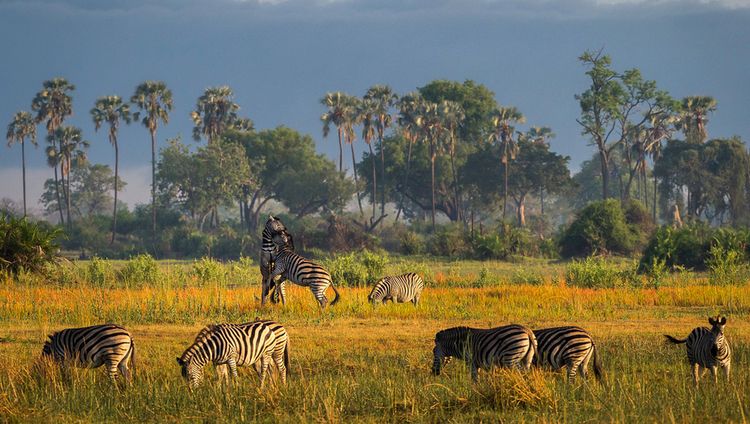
left=1, top=0, right=748, bottom=210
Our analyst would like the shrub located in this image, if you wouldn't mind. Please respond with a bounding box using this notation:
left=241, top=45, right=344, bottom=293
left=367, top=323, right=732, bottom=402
left=428, top=224, right=472, bottom=257
left=400, top=230, right=424, bottom=255
left=325, top=249, right=389, bottom=287
left=560, top=200, right=639, bottom=258
left=119, top=254, right=160, bottom=286
left=192, top=257, right=227, bottom=285
left=706, top=241, right=749, bottom=286
left=639, top=223, right=740, bottom=272
left=565, top=256, right=638, bottom=288
left=87, top=257, right=116, bottom=288
left=0, top=214, right=62, bottom=275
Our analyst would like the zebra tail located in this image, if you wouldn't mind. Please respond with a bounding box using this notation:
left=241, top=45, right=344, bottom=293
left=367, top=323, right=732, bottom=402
left=664, top=335, right=687, bottom=345
left=329, top=282, right=341, bottom=306
left=284, top=343, right=290, bottom=381
left=592, top=343, right=604, bottom=383
left=129, top=339, right=136, bottom=380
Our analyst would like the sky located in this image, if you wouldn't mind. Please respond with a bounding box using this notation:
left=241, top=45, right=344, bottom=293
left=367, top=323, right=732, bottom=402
left=1, top=0, right=749, bottom=213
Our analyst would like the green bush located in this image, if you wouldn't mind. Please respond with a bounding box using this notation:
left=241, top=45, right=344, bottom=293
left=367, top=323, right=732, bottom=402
left=87, top=257, right=116, bottom=288
left=706, top=240, right=749, bottom=286
left=428, top=224, right=472, bottom=257
left=560, top=200, right=641, bottom=258
left=0, top=214, right=62, bottom=275
left=400, top=231, right=424, bottom=255
left=191, top=257, right=227, bottom=286
left=325, top=249, right=389, bottom=287
left=565, top=256, right=638, bottom=289
left=119, top=254, right=160, bottom=286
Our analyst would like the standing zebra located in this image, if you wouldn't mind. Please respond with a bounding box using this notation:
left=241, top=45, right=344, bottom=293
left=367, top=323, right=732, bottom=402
left=252, top=318, right=291, bottom=384
left=368, top=273, right=424, bottom=305
left=265, top=232, right=340, bottom=308
left=665, top=316, right=731, bottom=385
left=177, top=321, right=283, bottom=389
left=260, top=215, right=294, bottom=305
left=41, top=323, right=136, bottom=384
left=432, top=324, right=537, bottom=381
left=533, top=326, right=603, bottom=382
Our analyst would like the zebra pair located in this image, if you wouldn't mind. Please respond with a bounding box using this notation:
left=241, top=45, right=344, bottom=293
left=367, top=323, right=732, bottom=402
left=177, top=320, right=289, bottom=389
left=41, top=323, right=136, bottom=384
left=665, top=316, right=731, bottom=385
left=260, top=215, right=293, bottom=305
left=432, top=324, right=603, bottom=382
left=368, top=273, right=424, bottom=305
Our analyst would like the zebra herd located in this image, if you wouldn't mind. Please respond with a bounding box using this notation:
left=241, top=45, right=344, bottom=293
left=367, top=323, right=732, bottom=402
left=35, top=216, right=732, bottom=390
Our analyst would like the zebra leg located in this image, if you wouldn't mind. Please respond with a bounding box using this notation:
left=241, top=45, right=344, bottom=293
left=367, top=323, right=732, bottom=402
left=274, top=351, right=287, bottom=385
left=692, top=363, right=701, bottom=386
left=216, top=364, right=229, bottom=385
left=117, top=360, right=132, bottom=385
left=277, top=278, right=287, bottom=306
left=106, top=360, right=120, bottom=385
left=313, top=285, right=328, bottom=309
left=227, top=358, right=239, bottom=383
left=258, top=355, right=271, bottom=387
left=723, top=363, right=731, bottom=382
left=710, top=366, right=718, bottom=384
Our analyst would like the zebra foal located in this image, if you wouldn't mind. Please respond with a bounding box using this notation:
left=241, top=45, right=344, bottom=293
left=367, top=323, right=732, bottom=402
left=432, top=324, right=537, bottom=381
left=368, top=273, right=424, bottom=305
left=665, top=316, right=731, bottom=385
left=177, top=321, right=285, bottom=389
left=41, top=323, right=136, bottom=384
left=533, top=326, right=603, bottom=382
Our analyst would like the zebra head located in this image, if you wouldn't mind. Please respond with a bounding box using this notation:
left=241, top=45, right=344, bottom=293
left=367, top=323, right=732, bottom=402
left=271, top=232, right=292, bottom=252
left=41, top=333, right=61, bottom=361
left=176, top=356, right=204, bottom=389
left=266, top=215, right=286, bottom=234
left=708, top=316, right=728, bottom=355
left=432, top=327, right=469, bottom=375
left=368, top=279, right=387, bottom=304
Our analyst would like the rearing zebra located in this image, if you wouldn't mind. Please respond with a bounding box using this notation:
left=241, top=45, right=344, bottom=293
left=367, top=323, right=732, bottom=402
left=260, top=215, right=294, bottom=305
left=41, top=323, right=136, bottom=384
left=368, top=273, right=424, bottom=305
left=533, top=326, right=604, bottom=382
left=665, top=316, right=731, bottom=385
left=432, top=324, right=537, bottom=381
left=176, top=321, right=282, bottom=389
left=266, top=232, right=340, bottom=308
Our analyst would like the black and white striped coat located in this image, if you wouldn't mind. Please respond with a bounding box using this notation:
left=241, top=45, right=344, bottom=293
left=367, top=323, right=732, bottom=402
left=432, top=324, right=537, bottom=381
left=533, top=326, right=603, bottom=382
left=665, top=316, right=731, bottom=385
left=267, top=233, right=340, bottom=308
left=177, top=321, right=281, bottom=389
left=368, top=273, right=424, bottom=305
left=252, top=319, right=290, bottom=384
left=41, top=323, right=136, bottom=383
left=260, top=215, right=294, bottom=305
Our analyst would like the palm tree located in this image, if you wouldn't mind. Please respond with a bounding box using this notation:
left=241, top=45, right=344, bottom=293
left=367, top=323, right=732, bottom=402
left=394, top=92, right=423, bottom=222
left=321, top=92, right=350, bottom=173
left=676, top=96, right=717, bottom=144
left=643, top=111, right=676, bottom=220
left=190, top=86, right=241, bottom=144
left=520, top=126, right=555, bottom=215
left=440, top=101, right=465, bottom=222
left=131, top=81, right=173, bottom=238
left=31, top=78, right=75, bottom=225
left=342, top=95, right=364, bottom=216
left=416, top=101, right=446, bottom=231
left=6, top=112, right=38, bottom=217
left=91, top=96, right=132, bottom=244
left=358, top=97, right=379, bottom=223
left=46, top=126, right=89, bottom=227
left=488, top=106, right=525, bottom=221
left=365, top=85, right=397, bottom=216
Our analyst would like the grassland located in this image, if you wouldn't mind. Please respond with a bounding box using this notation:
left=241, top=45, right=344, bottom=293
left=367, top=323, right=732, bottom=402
left=1, top=258, right=749, bottom=422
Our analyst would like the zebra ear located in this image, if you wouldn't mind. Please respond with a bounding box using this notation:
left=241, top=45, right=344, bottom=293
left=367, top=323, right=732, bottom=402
left=719, top=317, right=727, bottom=325
left=176, top=357, right=183, bottom=365
left=269, top=214, right=275, bottom=221
left=708, top=317, right=715, bottom=325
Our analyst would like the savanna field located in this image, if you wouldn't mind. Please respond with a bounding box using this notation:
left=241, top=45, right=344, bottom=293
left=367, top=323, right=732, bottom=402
left=1, top=257, right=749, bottom=423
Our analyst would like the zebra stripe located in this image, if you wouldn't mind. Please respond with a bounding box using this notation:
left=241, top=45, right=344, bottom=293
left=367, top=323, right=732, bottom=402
left=368, top=273, right=424, bottom=305
left=665, top=316, right=731, bottom=385
left=261, top=215, right=294, bottom=305
left=432, top=324, right=537, bottom=381
left=267, top=233, right=340, bottom=308
left=177, top=321, right=280, bottom=388
left=253, top=319, right=291, bottom=384
left=41, top=323, right=135, bottom=383
left=533, top=326, right=603, bottom=382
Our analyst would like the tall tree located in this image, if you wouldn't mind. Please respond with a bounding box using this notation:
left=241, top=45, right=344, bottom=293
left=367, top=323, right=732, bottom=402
left=46, top=126, right=89, bottom=227
left=518, top=126, right=555, bottom=215
left=394, top=92, right=424, bottom=222
left=31, top=78, right=75, bottom=225
left=131, top=81, right=173, bottom=239
left=416, top=101, right=446, bottom=231
left=358, top=97, right=380, bottom=225
left=91, top=96, right=131, bottom=243
left=343, top=95, right=364, bottom=217
left=364, top=85, right=397, bottom=216
left=6, top=111, right=38, bottom=217
left=488, top=106, right=525, bottom=221
left=676, top=96, right=717, bottom=144
left=440, top=100, right=465, bottom=222
left=190, top=86, right=243, bottom=144
left=321, top=92, right=351, bottom=173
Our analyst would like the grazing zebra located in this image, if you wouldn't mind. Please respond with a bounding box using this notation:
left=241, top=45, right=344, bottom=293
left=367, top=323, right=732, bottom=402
left=252, top=318, right=291, bottom=384
left=176, top=321, right=281, bottom=389
left=665, top=316, right=731, bottom=385
left=266, top=232, right=340, bottom=308
left=368, top=273, right=424, bottom=305
left=533, top=326, right=604, bottom=382
left=41, top=323, right=136, bottom=384
left=432, top=324, right=537, bottom=381
left=260, top=215, right=294, bottom=305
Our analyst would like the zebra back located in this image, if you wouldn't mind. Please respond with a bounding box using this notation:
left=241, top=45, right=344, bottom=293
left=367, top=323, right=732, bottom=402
left=368, top=273, right=423, bottom=303
left=533, top=326, right=603, bottom=381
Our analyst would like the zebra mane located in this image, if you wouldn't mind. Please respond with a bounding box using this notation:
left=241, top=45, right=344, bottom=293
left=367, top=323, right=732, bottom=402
left=180, top=324, right=221, bottom=362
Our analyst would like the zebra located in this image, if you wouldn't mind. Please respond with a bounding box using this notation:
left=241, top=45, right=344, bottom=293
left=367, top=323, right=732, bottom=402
left=265, top=232, right=340, bottom=308
left=252, top=318, right=291, bottom=385
left=432, top=324, right=537, bottom=381
left=368, top=273, right=424, bottom=305
left=533, top=326, right=604, bottom=382
left=260, top=215, right=294, bottom=305
left=176, top=321, right=283, bottom=389
left=665, top=316, right=731, bottom=385
left=41, top=323, right=136, bottom=384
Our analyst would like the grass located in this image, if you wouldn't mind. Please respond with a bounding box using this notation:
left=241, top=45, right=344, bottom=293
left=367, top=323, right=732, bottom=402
left=0, top=257, right=749, bottom=422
